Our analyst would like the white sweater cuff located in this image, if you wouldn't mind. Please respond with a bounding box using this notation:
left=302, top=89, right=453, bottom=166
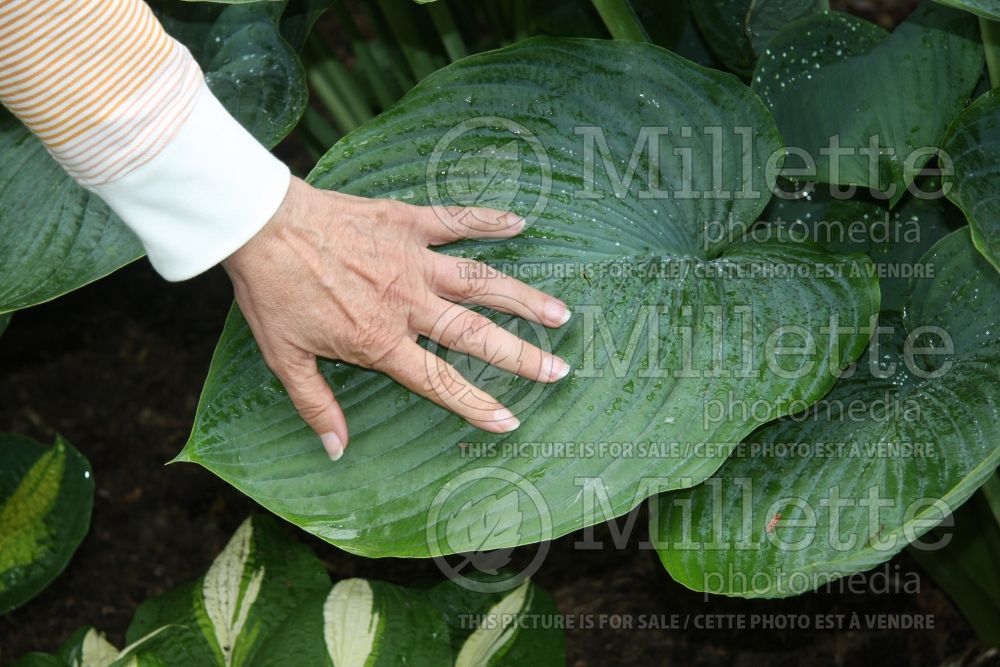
left=91, top=81, right=291, bottom=281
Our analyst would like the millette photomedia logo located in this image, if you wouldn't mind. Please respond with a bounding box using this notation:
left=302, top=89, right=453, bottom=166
left=426, top=466, right=553, bottom=593
left=425, top=116, right=552, bottom=237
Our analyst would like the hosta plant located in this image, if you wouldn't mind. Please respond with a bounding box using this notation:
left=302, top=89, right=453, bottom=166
left=10, top=515, right=564, bottom=667
left=179, top=35, right=879, bottom=557
left=2, top=0, right=1000, bottom=654
left=0, top=433, right=93, bottom=613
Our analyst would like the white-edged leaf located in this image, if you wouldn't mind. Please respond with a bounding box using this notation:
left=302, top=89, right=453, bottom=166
left=202, top=518, right=264, bottom=665
left=323, top=579, right=381, bottom=667
left=75, top=629, right=119, bottom=667
left=455, top=580, right=532, bottom=667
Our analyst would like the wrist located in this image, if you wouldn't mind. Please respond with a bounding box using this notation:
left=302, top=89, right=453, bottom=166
left=223, top=176, right=309, bottom=279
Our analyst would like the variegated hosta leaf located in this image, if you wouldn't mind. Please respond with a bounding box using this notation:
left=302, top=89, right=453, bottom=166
left=454, top=581, right=531, bottom=667
left=181, top=36, right=878, bottom=558
left=0, top=434, right=93, bottom=613
left=429, top=577, right=565, bottom=667
left=753, top=4, right=982, bottom=207
left=112, top=625, right=217, bottom=667
left=10, top=516, right=565, bottom=667
left=942, top=88, right=1000, bottom=273
left=251, top=582, right=451, bottom=667
left=253, top=576, right=564, bottom=667
left=52, top=627, right=120, bottom=667
left=124, top=515, right=330, bottom=666
left=0, top=1, right=306, bottom=314
left=77, top=629, right=119, bottom=667
left=202, top=519, right=267, bottom=665
left=652, top=228, right=1000, bottom=597
left=323, top=579, right=381, bottom=667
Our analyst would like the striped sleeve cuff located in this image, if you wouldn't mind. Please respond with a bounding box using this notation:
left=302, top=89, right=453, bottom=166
left=91, top=80, right=291, bottom=281
left=0, top=0, right=290, bottom=281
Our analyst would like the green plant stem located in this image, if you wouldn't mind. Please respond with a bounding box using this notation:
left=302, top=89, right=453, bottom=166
left=511, top=0, right=531, bottom=42
left=359, top=2, right=416, bottom=93
left=376, top=0, right=438, bottom=81
left=299, top=105, right=340, bottom=153
left=980, top=472, right=1000, bottom=539
left=304, top=35, right=372, bottom=133
left=428, top=3, right=467, bottom=62
left=482, top=2, right=511, bottom=46
left=333, top=3, right=400, bottom=109
left=981, top=17, right=1000, bottom=89
left=909, top=494, right=1000, bottom=647
left=591, top=0, right=650, bottom=42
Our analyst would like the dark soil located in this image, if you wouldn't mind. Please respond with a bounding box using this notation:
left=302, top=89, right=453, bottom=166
left=0, top=261, right=995, bottom=667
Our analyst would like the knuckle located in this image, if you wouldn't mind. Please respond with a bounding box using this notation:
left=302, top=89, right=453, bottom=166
left=426, top=360, right=463, bottom=399
left=350, top=322, right=398, bottom=368
left=373, top=199, right=405, bottom=227
left=379, top=272, right=408, bottom=306
left=261, top=348, right=306, bottom=383
left=294, top=397, right=330, bottom=422
left=462, top=272, right=493, bottom=298
left=456, top=313, right=493, bottom=350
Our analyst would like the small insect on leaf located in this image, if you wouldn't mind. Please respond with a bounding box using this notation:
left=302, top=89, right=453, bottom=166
left=766, top=513, right=782, bottom=534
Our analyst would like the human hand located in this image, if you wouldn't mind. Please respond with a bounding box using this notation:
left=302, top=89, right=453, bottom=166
left=222, top=177, right=572, bottom=460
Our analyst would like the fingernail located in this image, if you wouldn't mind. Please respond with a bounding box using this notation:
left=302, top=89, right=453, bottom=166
left=321, top=432, right=344, bottom=461
left=544, top=299, right=572, bottom=327
left=548, top=356, right=571, bottom=382
left=507, top=214, right=525, bottom=233
left=493, top=408, right=520, bottom=432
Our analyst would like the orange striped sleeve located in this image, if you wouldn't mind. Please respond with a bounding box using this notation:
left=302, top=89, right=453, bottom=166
left=0, top=0, right=203, bottom=186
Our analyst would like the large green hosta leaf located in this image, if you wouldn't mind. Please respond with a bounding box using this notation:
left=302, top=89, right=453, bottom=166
left=942, top=88, right=1000, bottom=272
left=0, top=434, right=94, bottom=613
left=0, top=118, right=142, bottom=315
left=181, top=37, right=878, bottom=558
left=154, top=1, right=307, bottom=149
left=652, top=228, right=1000, bottom=597
left=753, top=4, right=983, bottom=207
left=746, top=0, right=828, bottom=54
left=760, top=182, right=963, bottom=310
left=691, top=0, right=829, bottom=74
left=691, top=0, right=757, bottom=75
left=933, top=0, right=1000, bottom=20
left=0, top=2, right=306, bottom=314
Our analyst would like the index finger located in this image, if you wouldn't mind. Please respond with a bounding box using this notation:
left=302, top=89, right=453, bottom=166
left=412, top=203, right=526, bottom=245
left=374, top=339, right=520, bottom=434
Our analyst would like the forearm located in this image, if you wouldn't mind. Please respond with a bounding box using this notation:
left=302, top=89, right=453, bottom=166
left=0, top=0, right=290, bottom=280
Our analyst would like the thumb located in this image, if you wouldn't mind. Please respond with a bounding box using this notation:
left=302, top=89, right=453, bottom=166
left=277, top=357, right=350, bottom=460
